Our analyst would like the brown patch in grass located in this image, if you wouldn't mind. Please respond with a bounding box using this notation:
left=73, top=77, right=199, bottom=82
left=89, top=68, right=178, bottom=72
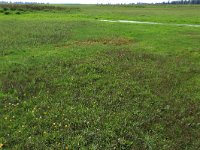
left=81, top=38, right=132, bottom=46
left=56, top=38, right=133, bottom=48
left=181, top=32, right=200, bottom=40
left=76, top=38, right=133, bottom=46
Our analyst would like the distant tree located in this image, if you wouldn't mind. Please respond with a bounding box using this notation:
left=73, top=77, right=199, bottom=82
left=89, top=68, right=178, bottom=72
left=166, top=0, right=200, bottom=4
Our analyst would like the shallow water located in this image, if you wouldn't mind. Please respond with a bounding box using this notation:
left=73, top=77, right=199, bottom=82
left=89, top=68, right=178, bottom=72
left=100, top=19, right=200, bottom=27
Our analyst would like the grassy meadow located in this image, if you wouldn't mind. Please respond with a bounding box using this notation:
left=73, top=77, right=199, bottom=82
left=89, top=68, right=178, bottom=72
left=0, top=4, right=200, bottom=149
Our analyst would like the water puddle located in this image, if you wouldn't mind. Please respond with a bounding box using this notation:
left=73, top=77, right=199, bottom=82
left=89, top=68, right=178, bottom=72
left=100, top=19, right=200, bottom=27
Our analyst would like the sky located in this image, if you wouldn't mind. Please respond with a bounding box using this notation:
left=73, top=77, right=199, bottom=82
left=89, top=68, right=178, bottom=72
left=8, top=0, right=169, bottom=4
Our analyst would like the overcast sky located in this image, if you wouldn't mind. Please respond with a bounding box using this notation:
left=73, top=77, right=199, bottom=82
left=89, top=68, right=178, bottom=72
left=8, top=0, right=169, bottom=4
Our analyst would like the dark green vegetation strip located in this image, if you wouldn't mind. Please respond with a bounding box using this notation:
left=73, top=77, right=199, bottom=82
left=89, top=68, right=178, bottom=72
left=0, top=4, right=80, bottom=15
left=0, top=4, right=200, bottom=149
left=0, top=4, right=80, bottom=11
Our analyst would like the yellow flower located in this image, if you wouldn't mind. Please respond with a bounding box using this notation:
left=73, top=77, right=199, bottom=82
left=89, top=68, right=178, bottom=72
left=0, top=144, right=4, bottom=148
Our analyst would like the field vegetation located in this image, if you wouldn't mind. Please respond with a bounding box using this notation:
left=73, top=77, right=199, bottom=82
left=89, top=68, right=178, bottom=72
left=0, top=4, right=200, bottom=149
left=0, top=4, right=80, bottom=15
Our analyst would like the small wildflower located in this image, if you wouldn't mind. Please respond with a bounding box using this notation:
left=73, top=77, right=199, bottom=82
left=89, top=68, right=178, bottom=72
left=0, top=144, right=4, bottom=148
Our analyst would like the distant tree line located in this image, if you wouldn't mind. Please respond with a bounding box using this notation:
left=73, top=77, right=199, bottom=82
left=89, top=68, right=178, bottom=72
left=0, top=1, right=46, bottom=4
left=160, top=0, right=200, bottom=4
left=1, top=0, right=200, bottom=5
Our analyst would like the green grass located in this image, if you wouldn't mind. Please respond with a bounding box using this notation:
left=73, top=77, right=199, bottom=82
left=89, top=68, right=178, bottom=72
left=0, top=4, right=200, bottom=149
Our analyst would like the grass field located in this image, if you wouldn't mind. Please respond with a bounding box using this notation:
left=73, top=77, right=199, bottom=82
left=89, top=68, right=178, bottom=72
left=0, top=4, right=200, bottom=149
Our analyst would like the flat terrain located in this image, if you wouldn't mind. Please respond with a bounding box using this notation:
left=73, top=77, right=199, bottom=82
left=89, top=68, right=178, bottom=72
left=0, top=4, right=200, bottom=149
